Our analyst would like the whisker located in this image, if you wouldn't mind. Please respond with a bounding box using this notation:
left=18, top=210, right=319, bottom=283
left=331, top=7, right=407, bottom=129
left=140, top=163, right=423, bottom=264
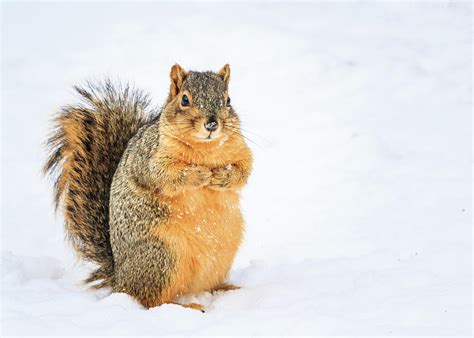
left=157, top=118, right=266, bottom=149
left=225, top=123, right=269, bottom=142
left=224, top=125, right=264, bottom=149
left=160, top=131, right=194, bottom=147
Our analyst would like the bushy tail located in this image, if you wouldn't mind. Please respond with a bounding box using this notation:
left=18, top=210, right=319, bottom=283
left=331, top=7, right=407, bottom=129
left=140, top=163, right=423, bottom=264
left=44, top=80, right=155, bottom=288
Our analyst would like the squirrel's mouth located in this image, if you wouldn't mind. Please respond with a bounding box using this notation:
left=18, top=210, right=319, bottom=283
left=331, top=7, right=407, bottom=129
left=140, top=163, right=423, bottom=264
left=194, top=129, right=225, bottom=142
left=200, top=132, right=217, bottom=141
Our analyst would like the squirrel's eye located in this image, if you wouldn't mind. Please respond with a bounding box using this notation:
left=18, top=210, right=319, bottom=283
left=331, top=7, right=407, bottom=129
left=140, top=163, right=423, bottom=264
left=181, top=94, right=190, bottom=107
left=226, top=97, right=231, bottom=107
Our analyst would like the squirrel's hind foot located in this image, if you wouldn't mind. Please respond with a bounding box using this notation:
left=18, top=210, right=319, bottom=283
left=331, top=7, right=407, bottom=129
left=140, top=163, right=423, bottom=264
left=210, top=283, right=241, bottom=294
left=170, top=302, right=205, bottom=313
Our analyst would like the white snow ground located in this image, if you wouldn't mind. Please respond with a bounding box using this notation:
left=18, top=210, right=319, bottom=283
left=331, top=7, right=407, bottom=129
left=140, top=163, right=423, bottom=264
left=1, top=2, right=472, bottom=336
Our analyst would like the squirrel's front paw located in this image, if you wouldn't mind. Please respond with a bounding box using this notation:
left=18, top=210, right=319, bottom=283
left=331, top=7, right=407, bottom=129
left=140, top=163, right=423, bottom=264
left=183, top=165, right=212, bottom=188
left=208, top=165, right=239, bottom=190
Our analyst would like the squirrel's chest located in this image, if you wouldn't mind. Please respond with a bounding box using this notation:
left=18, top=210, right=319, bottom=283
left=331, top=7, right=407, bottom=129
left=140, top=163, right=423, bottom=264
left=153, top=188, right=244, bottom=293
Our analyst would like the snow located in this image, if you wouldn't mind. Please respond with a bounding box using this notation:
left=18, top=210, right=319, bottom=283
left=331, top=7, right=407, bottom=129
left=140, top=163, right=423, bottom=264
left=1, top=2, right=472, bottom=336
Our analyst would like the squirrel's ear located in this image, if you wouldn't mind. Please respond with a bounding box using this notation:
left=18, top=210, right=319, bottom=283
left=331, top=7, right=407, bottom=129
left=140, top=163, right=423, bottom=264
left=217, top=64, right=231, bottom=86
left=170, top=64, right=188, bottom=98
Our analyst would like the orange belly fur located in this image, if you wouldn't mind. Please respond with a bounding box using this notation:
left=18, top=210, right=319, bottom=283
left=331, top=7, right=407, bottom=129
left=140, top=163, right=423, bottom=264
left=150, top=187, right=243, bottom=299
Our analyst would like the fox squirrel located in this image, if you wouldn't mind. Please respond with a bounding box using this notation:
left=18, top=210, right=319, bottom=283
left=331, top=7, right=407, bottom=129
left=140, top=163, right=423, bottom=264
left=44, top=64, right=253, bottom=311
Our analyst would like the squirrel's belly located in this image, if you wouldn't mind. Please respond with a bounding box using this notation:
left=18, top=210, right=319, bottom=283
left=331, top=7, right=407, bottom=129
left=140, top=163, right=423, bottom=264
left=153, top=188, right=244, bottom=295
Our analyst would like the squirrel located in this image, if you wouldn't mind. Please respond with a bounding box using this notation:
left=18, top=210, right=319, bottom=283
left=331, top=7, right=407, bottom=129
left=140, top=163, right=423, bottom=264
left=44, top=64, right=253, bottom=312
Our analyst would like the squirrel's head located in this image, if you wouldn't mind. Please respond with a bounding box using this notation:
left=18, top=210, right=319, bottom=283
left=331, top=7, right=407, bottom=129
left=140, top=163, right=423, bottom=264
left=160, top=64, right=240, bottom=144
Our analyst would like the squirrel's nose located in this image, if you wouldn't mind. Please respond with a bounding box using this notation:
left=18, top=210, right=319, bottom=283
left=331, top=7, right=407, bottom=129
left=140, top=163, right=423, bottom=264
left=204, top=116, right=218, bottom=132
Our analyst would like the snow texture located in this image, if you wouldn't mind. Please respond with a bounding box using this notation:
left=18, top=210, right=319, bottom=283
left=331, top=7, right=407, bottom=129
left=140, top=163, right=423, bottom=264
left=1, top=2, right=472, bottom=336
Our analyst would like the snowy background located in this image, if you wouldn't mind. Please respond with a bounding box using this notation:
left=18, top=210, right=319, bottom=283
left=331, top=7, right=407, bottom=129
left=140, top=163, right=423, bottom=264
left=1, top=1, right=472, bottom=336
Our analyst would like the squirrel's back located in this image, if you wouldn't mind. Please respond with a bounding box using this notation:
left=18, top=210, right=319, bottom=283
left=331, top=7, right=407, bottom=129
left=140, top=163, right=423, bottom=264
left=44, top=81, right=155, bottom=288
